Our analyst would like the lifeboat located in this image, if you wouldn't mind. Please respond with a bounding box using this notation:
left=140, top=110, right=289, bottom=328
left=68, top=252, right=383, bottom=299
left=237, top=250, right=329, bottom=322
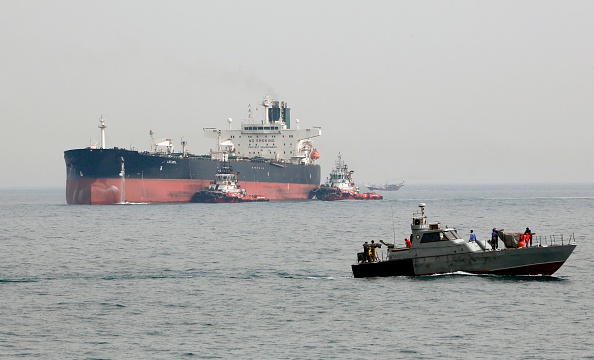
left=310, top=149, right=320, bottom=160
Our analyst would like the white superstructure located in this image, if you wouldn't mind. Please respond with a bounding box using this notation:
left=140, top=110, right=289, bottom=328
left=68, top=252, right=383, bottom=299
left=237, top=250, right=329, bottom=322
left=204, top=96, right=321, bottom=164
left=324, top=153, right=357, bottom=192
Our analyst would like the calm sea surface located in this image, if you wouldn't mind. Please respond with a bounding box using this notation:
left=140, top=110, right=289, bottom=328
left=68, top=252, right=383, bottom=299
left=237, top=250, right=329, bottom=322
left=1, top=185, right=593, bottom=359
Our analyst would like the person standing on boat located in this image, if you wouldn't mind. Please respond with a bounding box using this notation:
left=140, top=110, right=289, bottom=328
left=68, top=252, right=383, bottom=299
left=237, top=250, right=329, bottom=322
left=363, top=241, right=371, bottom=262
left=491, top=228, right=498, bottom=250
left=370, top=240, right=379, bottom=262
left=525, top=227, right=532, bottom=247
left=469, top=230, right=477, bottom=242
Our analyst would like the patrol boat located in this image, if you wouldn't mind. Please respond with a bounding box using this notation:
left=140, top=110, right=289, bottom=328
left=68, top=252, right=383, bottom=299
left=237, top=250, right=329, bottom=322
left=352, top=203, right=576, bottom=278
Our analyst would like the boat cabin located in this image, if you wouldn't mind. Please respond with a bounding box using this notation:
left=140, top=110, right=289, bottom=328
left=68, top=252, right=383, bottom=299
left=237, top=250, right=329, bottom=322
left=409, top=204, right=464, bottom=245
left=379, top=203, right=485, bottom=261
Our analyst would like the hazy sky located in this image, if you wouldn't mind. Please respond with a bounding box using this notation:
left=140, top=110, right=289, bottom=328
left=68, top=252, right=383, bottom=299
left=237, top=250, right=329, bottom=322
left=1, top=1, right=593, bottom=189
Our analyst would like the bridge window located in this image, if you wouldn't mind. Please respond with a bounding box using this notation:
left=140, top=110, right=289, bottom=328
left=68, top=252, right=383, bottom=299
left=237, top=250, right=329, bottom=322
left=420, top=232, right=445, bottom=243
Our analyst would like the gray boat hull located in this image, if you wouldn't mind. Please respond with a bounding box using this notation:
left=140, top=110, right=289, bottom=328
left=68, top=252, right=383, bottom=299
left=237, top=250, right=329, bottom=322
left=352, top=244, right=576, bottom=278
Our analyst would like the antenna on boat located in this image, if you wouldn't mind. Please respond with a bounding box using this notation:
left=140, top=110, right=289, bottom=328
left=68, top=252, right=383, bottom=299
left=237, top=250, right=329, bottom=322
left=247, top=104, right=253, bottom=123
left=419, top=203, right=426, bottom=218
left=391, top=202, right=396, bottom=243
left=98, top=115, right=107, bottom=149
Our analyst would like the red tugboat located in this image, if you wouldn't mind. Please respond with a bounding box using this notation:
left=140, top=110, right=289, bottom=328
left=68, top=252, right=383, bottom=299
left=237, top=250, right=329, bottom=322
left=309, top=153, right=382, bottom=201
left=190, top=159, right=269, bottom=203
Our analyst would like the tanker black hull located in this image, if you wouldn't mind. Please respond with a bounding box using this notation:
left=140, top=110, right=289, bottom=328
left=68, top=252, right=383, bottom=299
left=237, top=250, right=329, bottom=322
left=64, top=148, right=321, bottom=204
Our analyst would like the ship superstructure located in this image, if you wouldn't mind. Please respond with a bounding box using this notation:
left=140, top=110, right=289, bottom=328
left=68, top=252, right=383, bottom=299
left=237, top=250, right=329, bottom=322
left=204, top=97, right=320, bottom=164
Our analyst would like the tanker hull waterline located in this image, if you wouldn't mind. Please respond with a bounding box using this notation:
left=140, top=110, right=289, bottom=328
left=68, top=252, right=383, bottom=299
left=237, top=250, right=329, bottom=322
left=65, top=148, right=320, bottom=204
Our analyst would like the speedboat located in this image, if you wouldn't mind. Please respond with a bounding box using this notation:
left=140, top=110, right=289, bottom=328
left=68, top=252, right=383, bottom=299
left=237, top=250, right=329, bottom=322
left=352, top=203, right=576, bottom=277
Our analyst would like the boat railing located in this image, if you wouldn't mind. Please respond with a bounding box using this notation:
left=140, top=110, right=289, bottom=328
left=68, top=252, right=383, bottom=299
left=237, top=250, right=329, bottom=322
left=530, top=233, right=576, bottom=246
left=356, top=246, right=407, bottom=264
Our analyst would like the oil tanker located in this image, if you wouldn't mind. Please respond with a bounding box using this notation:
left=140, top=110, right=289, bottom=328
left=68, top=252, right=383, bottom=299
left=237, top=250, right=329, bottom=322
left=64, top=97, right=322, bottom=204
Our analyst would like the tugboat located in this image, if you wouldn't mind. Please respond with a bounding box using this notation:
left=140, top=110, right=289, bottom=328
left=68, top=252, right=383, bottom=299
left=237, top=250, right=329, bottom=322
left=352, top=203, right=576, bottom=277
left=309, top=153, right=382, bottom=201
left=190, top=159, right=269, bottom=203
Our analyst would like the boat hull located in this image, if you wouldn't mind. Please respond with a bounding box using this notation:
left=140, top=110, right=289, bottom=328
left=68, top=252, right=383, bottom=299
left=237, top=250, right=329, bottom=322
left=309, top=187, right=383, bottom=201
left=352, top=244, right=576, bottom=278
left=64, top=148, right=320, bottom=204
left=366, top=185, right=403, bottom=191
left=190, top=191, right=269, bottom=203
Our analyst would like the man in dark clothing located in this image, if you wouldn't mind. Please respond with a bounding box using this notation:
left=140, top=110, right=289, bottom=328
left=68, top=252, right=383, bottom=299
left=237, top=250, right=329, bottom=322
left=363, top=241, right=370, bottom=262
left=491, top=228, right=498, bottom=250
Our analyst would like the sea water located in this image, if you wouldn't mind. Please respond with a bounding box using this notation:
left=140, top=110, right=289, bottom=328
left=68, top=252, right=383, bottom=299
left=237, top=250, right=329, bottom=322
left=1, top=185, right=593, bottom=359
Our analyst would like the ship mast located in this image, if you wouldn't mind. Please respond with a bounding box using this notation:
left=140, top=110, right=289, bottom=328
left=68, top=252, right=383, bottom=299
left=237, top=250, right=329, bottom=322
left=98, top=115, right=107, bottom=149
left=181, top=138, right=187, bottom=154
left=262, top=96, right=270, bottom=124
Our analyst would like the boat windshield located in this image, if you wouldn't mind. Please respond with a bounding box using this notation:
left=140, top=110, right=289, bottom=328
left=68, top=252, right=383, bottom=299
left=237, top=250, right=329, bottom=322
left=443, top=230, right=461, bottom=241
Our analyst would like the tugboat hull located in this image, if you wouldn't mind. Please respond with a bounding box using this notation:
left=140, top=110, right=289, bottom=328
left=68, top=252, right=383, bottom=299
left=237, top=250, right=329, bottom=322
left=190, top=191, right=269, bottom=203
left=309, top=187, right=383, bottom=201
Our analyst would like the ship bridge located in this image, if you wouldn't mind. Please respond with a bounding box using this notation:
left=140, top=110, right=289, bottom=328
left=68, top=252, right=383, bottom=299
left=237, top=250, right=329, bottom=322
left=204, top=96, right=321, bottom=164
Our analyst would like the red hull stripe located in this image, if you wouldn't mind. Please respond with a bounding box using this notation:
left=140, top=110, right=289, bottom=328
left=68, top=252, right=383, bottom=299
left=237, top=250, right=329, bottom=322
left=66, top=178, right=315, bottom=204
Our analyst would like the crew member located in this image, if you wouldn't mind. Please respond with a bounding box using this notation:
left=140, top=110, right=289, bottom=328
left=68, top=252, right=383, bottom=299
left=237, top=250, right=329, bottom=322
left=525, top=227, right=532, bottom=247
left=405, top=238, right=412, bottom=248
left=363, top=241, right=370, bottom=262
left=491, top=228, right=498, bottom=250
left=370, top=240, right=379, bottom=262
left=469, top=230, right=477, bottom=242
